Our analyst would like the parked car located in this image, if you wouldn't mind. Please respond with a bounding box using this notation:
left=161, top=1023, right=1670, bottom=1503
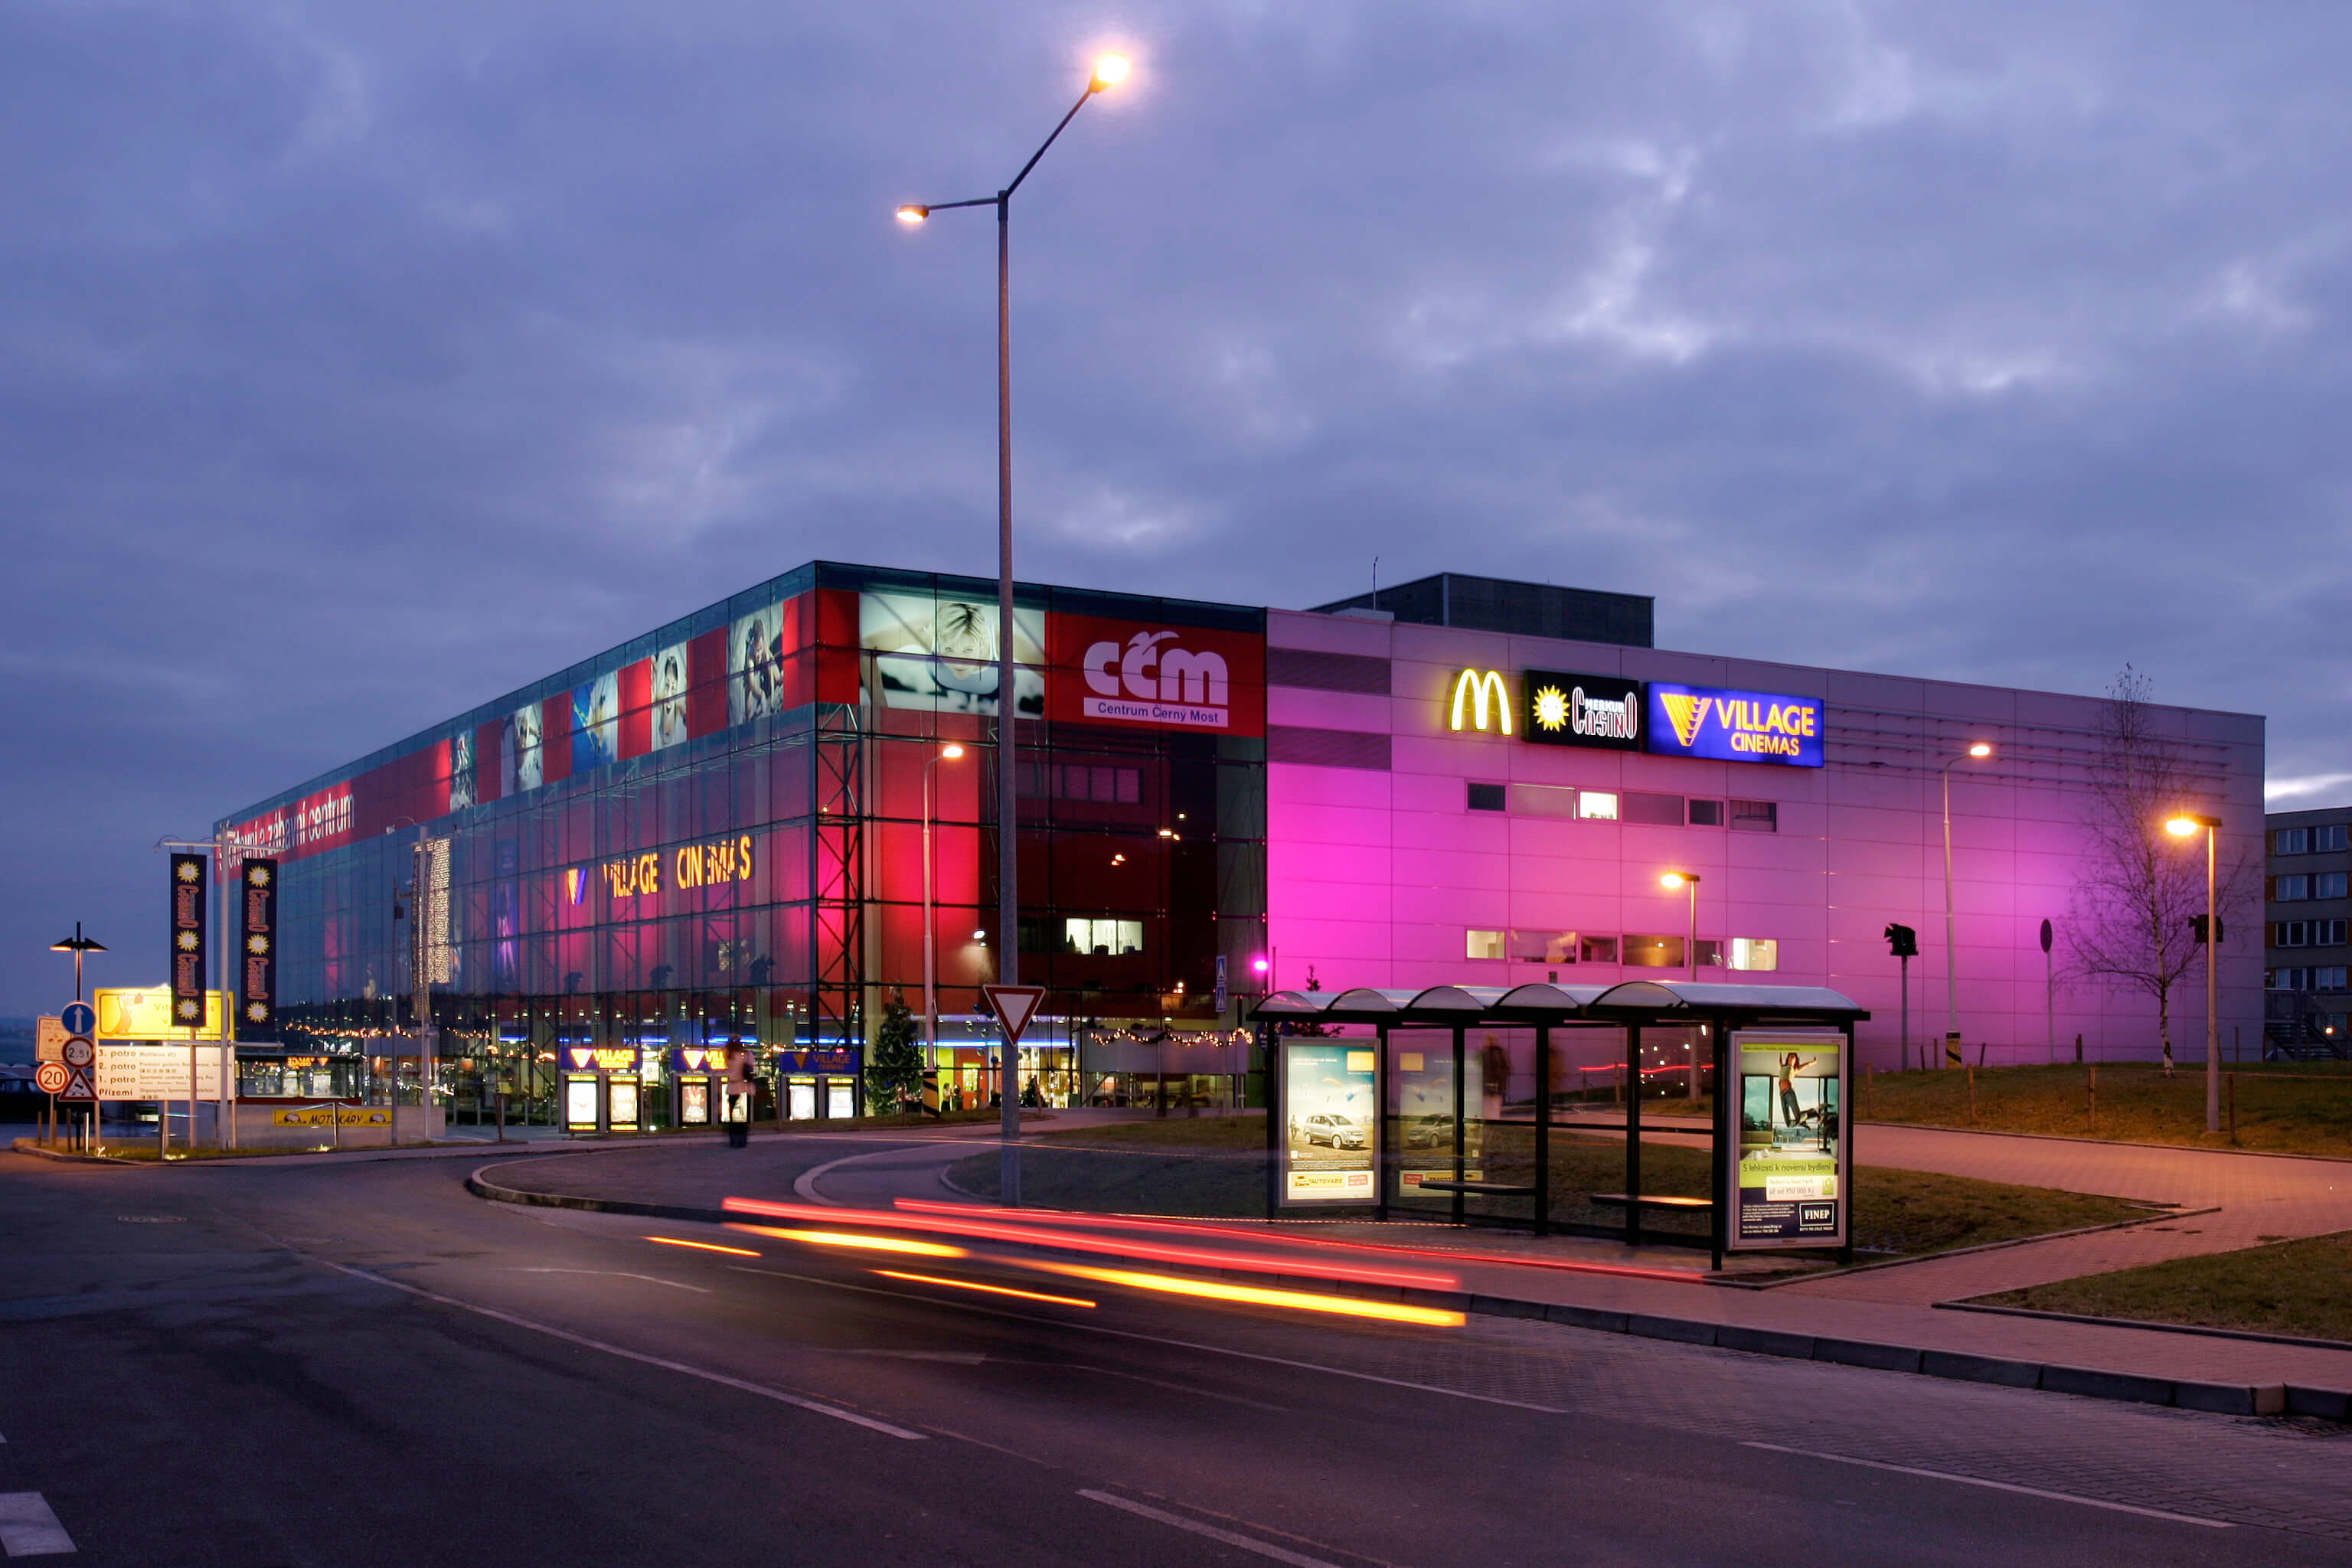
left=1297, top=1111, right=1364, bottom=1149
left=1404, top=1112, right=1457, bottom=1148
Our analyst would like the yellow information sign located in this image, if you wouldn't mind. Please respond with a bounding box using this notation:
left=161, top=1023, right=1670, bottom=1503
left=96, top=988, right=227, bottom=1040
left=270, top=1106, right=394, bottom=1128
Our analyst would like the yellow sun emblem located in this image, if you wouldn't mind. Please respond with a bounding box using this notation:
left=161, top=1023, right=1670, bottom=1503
left=1532, top=685, right=1570, bottom=732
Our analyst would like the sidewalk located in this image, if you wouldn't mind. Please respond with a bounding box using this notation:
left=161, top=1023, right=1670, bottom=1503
left=467, top=1128, right=2352, bottom=1419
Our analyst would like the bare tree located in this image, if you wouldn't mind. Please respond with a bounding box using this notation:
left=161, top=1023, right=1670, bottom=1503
left=2066, top=668, right=2253, bottom=1072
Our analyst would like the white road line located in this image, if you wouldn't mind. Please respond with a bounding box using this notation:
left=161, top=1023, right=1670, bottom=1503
left=515, top=1269, right=710, bottom=1293
left=1080, top=1491, right=1350, bottom=1568
left=0, top=1491, right=76, bottom=1557
left=1739, top=1442, right=2231, bottom=1528
left=306, top=1256, right=925, bottom=1440
left=730, top=1265, right=1569, bottom=1415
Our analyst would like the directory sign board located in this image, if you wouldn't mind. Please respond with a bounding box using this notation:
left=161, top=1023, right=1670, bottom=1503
left=1723, top=1030, right=1848, bottom=1250
left=1646, top=684, right=1824, bottom=768
left=96, top=1044, right=226, bottom=1101
left=1282, top=1040, right=1377, bottom=1205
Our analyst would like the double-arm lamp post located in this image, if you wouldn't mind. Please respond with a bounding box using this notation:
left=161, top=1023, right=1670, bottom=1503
left=2165, top=812, right=2223, bottom=1133
left=897, top=52, right=1130, bottom=1203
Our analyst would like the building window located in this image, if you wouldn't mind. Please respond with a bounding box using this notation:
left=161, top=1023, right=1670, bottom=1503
left=1688, top=799, right=1725, bottom=827
left=1730, top=937, right=1779, bottom=972
left=1060, top=918, right=1144, bottom=956
left=1577, top=791, right=1619, bottom=821
left=1622, top=933, right=1684, bottom=968
left=2277, top=827, right=2311, bottom=854
left=2321, top=873, right=2350, bottom=900
left=1730, top=799, right=1778, bottom=832
left=1509, top=929, right=1576, bottom=962
left=2275, top=875, right=2311, bottom=902
left=2278, top=919, right=2348, bottom=949
left=1020, top=763, right=1142, bottom=804
left=1466, top=782, right=1507, bottom=812
left=2319, top=825, right=2350, bottom=852
left=2324, top=967, right=2349, bottom=991
left=1511, top=782, right=1577, bottom=817
left=1466, top=929, right=1505, bottom=960
left=1622, top=791, right=1684, bottom=826
left=1579, top=935, right=1619, bottom=964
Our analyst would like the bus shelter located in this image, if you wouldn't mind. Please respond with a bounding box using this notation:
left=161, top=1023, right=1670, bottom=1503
left=1253, top=980, right=1870, bottom=1269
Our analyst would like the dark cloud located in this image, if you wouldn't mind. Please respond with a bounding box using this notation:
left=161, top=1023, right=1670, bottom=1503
left=4, top=1, right=2345, bottom=1009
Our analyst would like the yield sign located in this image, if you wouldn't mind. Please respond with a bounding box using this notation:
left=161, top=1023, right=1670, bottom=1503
left=57, top=1063, right=97, bottom=1101
left=979, top=985, right=1047, bottom=1044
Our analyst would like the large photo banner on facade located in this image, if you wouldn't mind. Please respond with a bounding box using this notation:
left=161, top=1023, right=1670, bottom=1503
left=1282, top=1040, right=1376, bottom=1204
left=1724, top=1029, right=1848, bottom=1250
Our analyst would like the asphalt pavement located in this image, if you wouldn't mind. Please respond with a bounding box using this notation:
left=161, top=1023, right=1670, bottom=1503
left=5, top=1146, right=2350, bottom=1566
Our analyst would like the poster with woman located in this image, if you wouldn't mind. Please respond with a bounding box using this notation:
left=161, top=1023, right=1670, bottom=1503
left=651, top=640, right=690, bottom=750
left=1725, top=1030, right=1847, bottom=1249
left=730, top=603, right=784, bottom=724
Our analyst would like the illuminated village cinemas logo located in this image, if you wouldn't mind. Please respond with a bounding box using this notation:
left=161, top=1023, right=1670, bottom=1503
left=587, top=835, right=756, bottom=900
left=1081, top=632, right=1232, bottom=730
left=1646, top=683, right=1824, bottom=768
left=1521, top=669, right=1644, bottom=753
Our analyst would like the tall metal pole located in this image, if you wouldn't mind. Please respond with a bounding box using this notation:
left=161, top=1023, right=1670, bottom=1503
left=2205, top=824, right=2220, bottom=1133
left=995, top=190, right=1022, bottom=1203
left=1684, top=878, right=1699, bottom=982
left=1942, top=763, right=1958, bottom=1070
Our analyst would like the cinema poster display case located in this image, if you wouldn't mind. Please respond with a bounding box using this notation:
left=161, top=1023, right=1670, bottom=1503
left=1721, top=1029, right=1847, bottom=1250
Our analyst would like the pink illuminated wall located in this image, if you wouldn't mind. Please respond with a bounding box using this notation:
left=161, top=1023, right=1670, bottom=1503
left=1266, top=610, right=2264, bottom=1067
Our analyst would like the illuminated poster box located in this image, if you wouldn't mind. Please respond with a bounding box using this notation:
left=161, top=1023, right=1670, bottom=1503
left=95, top=988, right=227, bottom=1041
left=1646, top=683, right=1824, bottom=768
left=1282, top=1042, right=1377, bottom=1204
left=1723, top=1029, right=1849, bottom=1250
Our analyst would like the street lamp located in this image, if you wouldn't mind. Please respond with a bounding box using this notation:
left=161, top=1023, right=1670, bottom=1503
left=1941, top=742, right=1994, bottom=1070
left=1659, top=873, right=1701, bottom=982
left=897, top=51, right=1131, bottom=1204
left=2166, top=812, right=2223, bottom=1132
left=50, top=923, right=107, bottom=1001
left=921, top=743, right=966, bottom=1079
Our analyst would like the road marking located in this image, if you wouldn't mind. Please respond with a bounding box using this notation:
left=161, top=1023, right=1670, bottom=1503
left=1739, top=1443, right=2231, bottom=1528
left=731, top=1265, right=1569, bottom=1414
left=0, top=1491, right=76, bottom=1557
left=1080, top=1491, right=1352, bottom=1568
left=516, top=1269, right=710, bottom=1294
left=305, top=1256, right=926, bottom=1440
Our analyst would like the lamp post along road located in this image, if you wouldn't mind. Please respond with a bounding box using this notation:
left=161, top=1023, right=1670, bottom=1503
left=2167, top=813, right=2224, bottom=1133
left=1661, top=874, right=1700, bottom=1096
left=922, top=745, right=966, bottom=1074
left=1941, top=743, right=1993, bottom=1069
left=898, top=51, right=1130, bottom=1202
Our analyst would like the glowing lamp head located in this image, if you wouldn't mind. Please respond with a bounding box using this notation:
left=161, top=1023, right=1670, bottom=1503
left=972, top=928, right=988, bottom=942
left=1252, top=958, right=1269, bottom=974
left=939, top=743, right=965, bottom=759
left=1090, top=52, right=1130, bottom=90
left=1660, top=873, right=1687, bottom=890
left=2165, top=816, right=2200, bottom=838
left=1967, top=742, right=1993, bottom=758
left=895, top=204, right=929, bottom=225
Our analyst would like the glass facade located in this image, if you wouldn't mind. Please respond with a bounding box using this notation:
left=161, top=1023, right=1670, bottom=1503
left=218, top=561, right=1269, bottom=1123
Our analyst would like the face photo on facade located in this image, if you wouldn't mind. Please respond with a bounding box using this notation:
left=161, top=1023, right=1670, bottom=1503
left=448, top=730, right=475, bottom=811
left=858, top=591, right=1044, bottom=717
left=573, top=672, right=619, bottom=769
left=511, top=702, right=544, bottom=792
left=730, top=603, right=783, bottom=724
left=651, top=641, right=689, bottom=750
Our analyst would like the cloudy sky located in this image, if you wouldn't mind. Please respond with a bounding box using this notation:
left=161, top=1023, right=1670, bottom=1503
left=4, top=1, right=2347, bottom=1014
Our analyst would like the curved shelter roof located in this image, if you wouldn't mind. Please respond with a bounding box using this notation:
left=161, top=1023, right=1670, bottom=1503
left=1253, top=978, right=1866, bottom=1027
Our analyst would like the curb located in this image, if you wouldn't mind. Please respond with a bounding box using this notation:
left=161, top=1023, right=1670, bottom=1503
left=1938, top=1298, right=2352, bottom=1355
left=1729, top=1206, right=2220, bottom=1290
left=1846, top=1119, right=2352, bottom=1168
left=461, top=1165, right=2352, bottom=1424
left=9, top=1138, right=136, bottom=1165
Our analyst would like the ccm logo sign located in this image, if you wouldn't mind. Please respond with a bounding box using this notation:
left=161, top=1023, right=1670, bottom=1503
left=1048, top=616, right=1266, bottom=735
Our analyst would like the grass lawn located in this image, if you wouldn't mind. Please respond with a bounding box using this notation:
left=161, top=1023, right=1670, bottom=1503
left=1848, top=1062, right=2352, bottom=1156
left=1973, top=1231, right=2352, bottom=1343
left=952, top=1117, right=2146, bottom=1258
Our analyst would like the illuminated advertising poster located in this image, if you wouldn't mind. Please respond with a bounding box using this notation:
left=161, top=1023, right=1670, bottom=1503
left=1646, top=684, right=1824, bottom=767
left=730, top=601, right=786, bottom=723
left=651, top=639, right=691, bottom=750
left=1393, top=1042, right=1481, bottom=1193
left=564, top=1076, right=599, bottom=1131
left=859, top=591, right=1045, bottom=718
left=236, top=858, right=278, bottom=1042
left=1724, top=1029, right=1848, bottom=1250
left=1046, top=612, right=1266, bottom=736
left=608, top=1077, right=640, bottom=1130
left=169, top=853, right=207, bottom=1024
left=507, top=701, right=546, bottom=792
left=1521, top=669, right=1643, bottom=752
left=448, top=730, right=476, bottom=811
left=572, top=672, right=619, bottom=773
left=1282, top=1040, right=1377, bottom=1204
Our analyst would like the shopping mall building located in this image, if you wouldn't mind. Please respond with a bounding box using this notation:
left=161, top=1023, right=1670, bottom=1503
left=218, top=563, right=2264, bottom=1130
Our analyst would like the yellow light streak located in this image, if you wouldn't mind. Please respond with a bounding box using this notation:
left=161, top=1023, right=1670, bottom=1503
left=873, top=1270, right=1096, bottom=1308
left=1026, top=1263, right=1463, bottom=1327
left=642, top=1236, right=761, bottom=1257
left=729, top=1224, right=967, bottom=1259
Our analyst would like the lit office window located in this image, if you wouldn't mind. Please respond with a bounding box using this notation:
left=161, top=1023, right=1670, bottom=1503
left=1465, top=929, right=1506, bottom=960
left=1063, top=918, right=1144, bottom=956
left=1509, top=929, right=1576, bottom=962
left=1577, top=791, right=1619, bottom=821
left=1730, top=937, right=1779, bottom=972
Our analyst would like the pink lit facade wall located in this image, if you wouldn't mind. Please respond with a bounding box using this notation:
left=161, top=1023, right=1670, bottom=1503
left=1265, top=610, right=2265, bottom=1068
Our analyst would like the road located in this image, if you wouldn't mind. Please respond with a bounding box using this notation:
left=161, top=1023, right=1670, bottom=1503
left=4, top=1146, right=2349, bottom=1566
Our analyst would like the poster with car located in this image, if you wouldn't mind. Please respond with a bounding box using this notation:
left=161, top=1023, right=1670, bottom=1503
left=1391, top=1037, right=1481, bottom=1194
left=1723, top=1029, right=1848, bottom=1249
left=1282, top=1040, right=1376, bottom=1204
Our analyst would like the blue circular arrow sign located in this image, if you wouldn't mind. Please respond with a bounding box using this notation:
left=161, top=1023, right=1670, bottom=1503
left=61, top=1001, right=94, bottom=1039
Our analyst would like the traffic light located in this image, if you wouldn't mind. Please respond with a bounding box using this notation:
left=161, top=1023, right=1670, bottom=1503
left=1884, top=923, right=1919, bottom=958
left=2190, top=914, right=2224, bottom=945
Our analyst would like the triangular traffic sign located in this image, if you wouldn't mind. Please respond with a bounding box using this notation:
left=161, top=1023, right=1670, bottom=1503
left=979, top=985, right=1047, bottom=1044
left=57, top=1063, right=96, bottom=1101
